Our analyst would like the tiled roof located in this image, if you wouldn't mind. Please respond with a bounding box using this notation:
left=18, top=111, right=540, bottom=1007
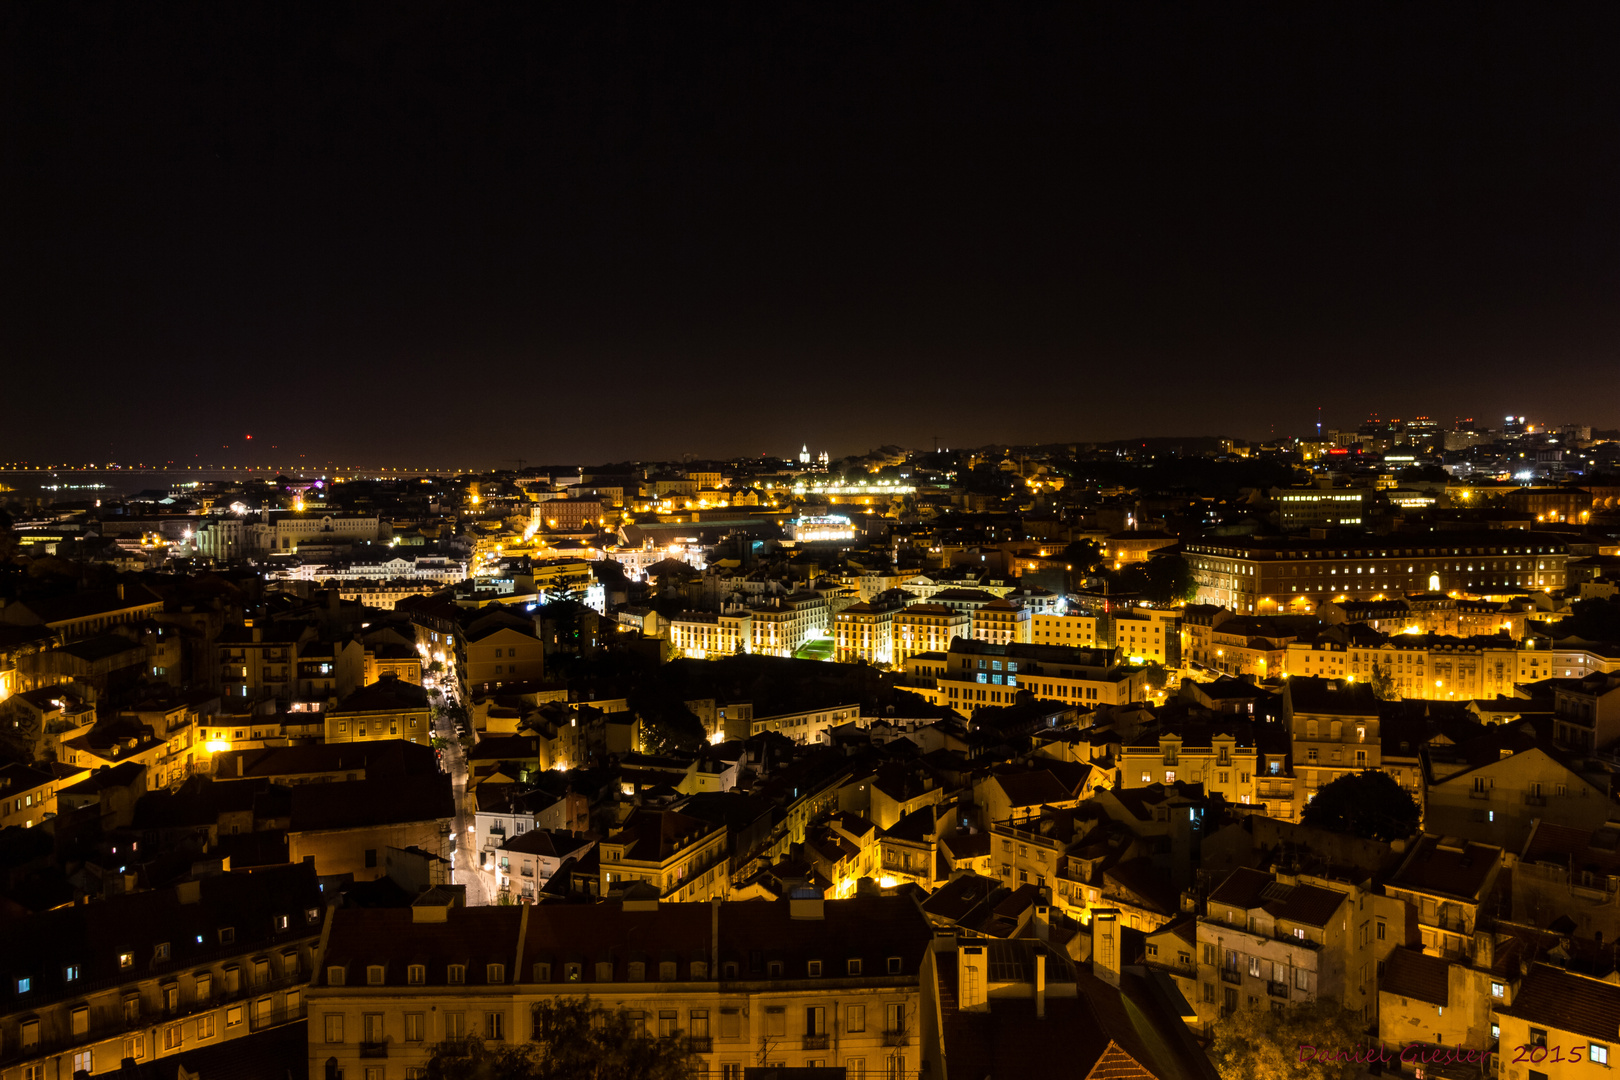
left=215, top=739, right=437, bottom=780
left=1498, top=963, right=1620, bottom=1042
left=992, top=769, right=1074, bottom=809
left=7, top=583, right=162, bottom=625
left=0, top=864, right=322, bottom=1012
left=1285, top=676, right=1381, bottom=717
left=323, top=907, right=523, bottom=985
left=288, top=775, right=454, bottom=831
left=605, top=808, right=721, bottom=863
left=331, top=676, right=430, bottom=713
left=936, top=947, right=1159, bottom=1079
left=921, top=874, right=1009, bottom=924
left=1379, top=946, right=1449, bottom=1006
left=1521, top=820, right=1620, bottom=874
left=1206, top=867, right=1348, bottom=927
left=500, top=828, right=593, bottom=860
left=322, top=896, right=931, bottom=987
left=1389, top=835, right=1501, bottom=901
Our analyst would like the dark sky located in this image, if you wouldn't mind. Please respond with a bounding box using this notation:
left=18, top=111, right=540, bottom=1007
left=3, top=4, right=1618, bottom=468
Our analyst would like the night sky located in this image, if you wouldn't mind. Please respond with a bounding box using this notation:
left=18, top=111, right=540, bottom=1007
left=3, top=4, right=1618, bottom=468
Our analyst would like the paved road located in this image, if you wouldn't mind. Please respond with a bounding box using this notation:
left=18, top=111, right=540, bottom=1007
left=431, top=672, right=495, bottom=905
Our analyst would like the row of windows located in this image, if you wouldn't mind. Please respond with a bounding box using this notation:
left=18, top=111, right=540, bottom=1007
left=333, top=955, right=906, bottom=988
left=1191, top=545, right=1558, bottom=559
left=22, top=1011, right=229, bottom=1072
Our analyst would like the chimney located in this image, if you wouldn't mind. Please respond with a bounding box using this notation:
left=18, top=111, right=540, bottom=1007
left=1092, top=910, right=1121, bottom=988
left=710, top=897, right=721, bottom=981
left=1033, top=902, right=1051, bottom=942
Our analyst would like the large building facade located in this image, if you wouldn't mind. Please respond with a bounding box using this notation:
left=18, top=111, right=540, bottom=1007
left=1186, top=532, right=1570, bottom=613
left=309, top=896, right=933, bottom=1080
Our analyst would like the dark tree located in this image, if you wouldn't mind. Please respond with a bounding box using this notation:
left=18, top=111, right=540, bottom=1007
left=425, top=998, right=695, bottom=1080
left=1368, top=661, right=1396, bottom=701
left=1300, top=769, right=1419, bottom=842
left=1556, top=597, right=1620, bottom=641
left=1139, top=554, right=1197, bottom=605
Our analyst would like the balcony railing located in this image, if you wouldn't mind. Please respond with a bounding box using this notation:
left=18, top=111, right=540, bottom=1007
left=1523, top=794, right=1547, bottom=807
left=1267, top=981, right=1289, bottom=998
left=360, top=1042, right=389, bottom=1058
left=686, top=1037, right=712, bottom=1054
left=249, top=1001, right=307, bottom=1033
left=1468, top=789, right=1491, bottom=800
left=1221, top=969, right=1242, bottom=985
left=883, top=1031, right=911, bottom=1047
left=804, top=1034, right=830, bottom=1051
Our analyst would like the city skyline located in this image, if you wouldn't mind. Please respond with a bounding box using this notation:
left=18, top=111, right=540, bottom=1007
left=0, top=407, right=1609, bottom=476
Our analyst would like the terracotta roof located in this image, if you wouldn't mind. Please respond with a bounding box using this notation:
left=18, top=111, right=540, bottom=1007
left=1521, top=821, right=1620, bottom=874
left=215, top=739, right=437, bottom=780
left=323, top=907, right=523, bottom=985
left=0, top=864, right=322, bottom=1011
left=922, top=874, right=1009, bottom=924
left=499, top=829, right=593, bottom=860
left=6, top=583, right=162, bottom=625
left=992, top=769, right=1075, bottom=809
left=1207, top=867, right=1348, bottom=927
left=325, top=896, right=930, bottom=987
left=331, top=676, right=430, bottom=713
left=288, top=775, right=454, bottom=831
left=1379, top=946, right=1449, bottom=1006
left=1389, top=835, right=1501, bottom=901
left=1498, top=963, right=1620, bottom=1043
left=605, top=807, right=721, bottom=863
left=935, top=945, right=1165, bottom=1079
left=1285, top=676, right=1381, bottom=717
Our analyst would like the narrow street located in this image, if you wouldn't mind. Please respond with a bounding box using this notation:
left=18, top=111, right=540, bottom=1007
left=431, top=671, right=494, bottom=906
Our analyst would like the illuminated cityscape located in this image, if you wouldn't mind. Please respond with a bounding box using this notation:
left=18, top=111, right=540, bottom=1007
left=3, top=6, right=1619, bottom=1080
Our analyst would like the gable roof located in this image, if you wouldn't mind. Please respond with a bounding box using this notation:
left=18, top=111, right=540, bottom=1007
left=1206, top=867, right=1348, bottom=927
left=1388, top=835, right=1501, bottom=902
left=1497, top=963, right=1620, bottom=1042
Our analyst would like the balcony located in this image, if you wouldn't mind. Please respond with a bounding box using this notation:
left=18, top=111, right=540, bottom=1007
left=1523, top=794, right=1547, bottom=807
left=686, top=1037, right=712, bottom=1054
left=1468, top=789, right=1491, bottom=800
left=803, top=1034, right=830, bottom=1051
left=360, top=1042, right=389, bottom=1059
left=1267, top=981, right=1289, bottom=998
left=249, top=1000, right=307, bottom=1033
left=883, top=1031, right=911, bottom=1047
left=0, top=970, right=309, bottom=1066
left=1221, top=969, right=1242, bottom=985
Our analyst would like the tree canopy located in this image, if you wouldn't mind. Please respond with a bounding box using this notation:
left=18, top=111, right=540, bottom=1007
left=1300, top=769, right=1419, bottom=842
left=423, top=998, right=695, bottom=1080
left=1556, top=596, right=1620, bottom=641
left=1211, top=1000, right=1371, bottom=1080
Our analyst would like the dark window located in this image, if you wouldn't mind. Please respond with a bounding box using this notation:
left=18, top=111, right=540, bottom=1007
left=364, top=850, right=377, bottom=869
